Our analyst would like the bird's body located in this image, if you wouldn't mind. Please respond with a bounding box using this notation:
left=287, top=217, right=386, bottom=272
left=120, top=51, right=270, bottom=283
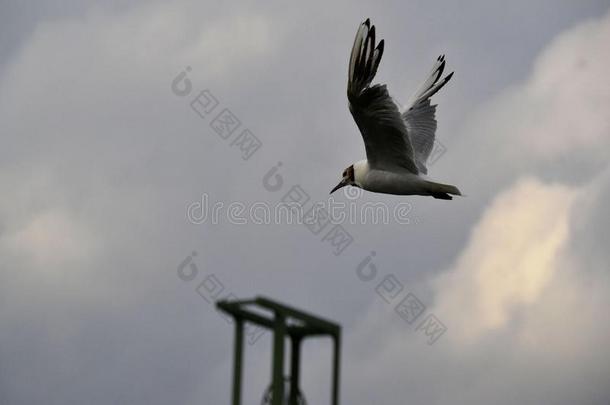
left=352, top=160, right=460, bottom=199
left=331, top=19, right=462, bottom=200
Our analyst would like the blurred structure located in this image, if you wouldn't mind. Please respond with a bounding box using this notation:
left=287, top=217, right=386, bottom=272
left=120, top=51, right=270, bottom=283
left=217, top=296, right=341, bottom=405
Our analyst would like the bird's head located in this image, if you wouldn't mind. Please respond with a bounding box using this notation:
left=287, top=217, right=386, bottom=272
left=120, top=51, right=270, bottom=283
left=330, top=164, right=358, bottom=194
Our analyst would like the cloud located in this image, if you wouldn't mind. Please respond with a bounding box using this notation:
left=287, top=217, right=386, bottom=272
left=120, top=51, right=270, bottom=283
left=433, top=177, right=576, bottom=342
left=1, top=2, right=609, bottom=405
left=326, top=9, right=610, bottom=405
left=332, top=174, right=610, bottom=405
left=522, top=13, right=610, bottom=158
left=443, top=11, right=610, bottom=198
left=428, top=9, right=610, bottom=347
left=5, top=209, right=97, bottom=267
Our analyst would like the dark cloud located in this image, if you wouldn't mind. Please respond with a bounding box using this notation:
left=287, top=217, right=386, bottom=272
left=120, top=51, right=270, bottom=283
left=0, top=1, right=609, bottom=404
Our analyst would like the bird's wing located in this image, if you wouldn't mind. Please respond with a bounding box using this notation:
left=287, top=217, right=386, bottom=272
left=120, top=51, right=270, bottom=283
left=347, top=19, right=419, bottom=174
left=401, top=55, right=453, bottom=174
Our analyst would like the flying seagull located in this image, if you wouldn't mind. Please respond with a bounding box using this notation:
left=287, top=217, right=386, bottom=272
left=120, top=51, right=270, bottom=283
left=331, top=19, right=462, bottom=200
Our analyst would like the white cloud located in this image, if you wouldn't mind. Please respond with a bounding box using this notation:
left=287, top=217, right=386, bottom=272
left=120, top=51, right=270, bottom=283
left=0, top=3, right=275, bottom=111
left=1, top=2, right=609, bottom=405
left=434, top=177, right=576, bottom=342
left=329, top=172, right=610, bottom=405
left=447, top=10, right=610, bottom=193
left=521, top=11, right=610, bottom=158
left=326, top=9, right=610, bottom=405
left=5, top=209, right=97, bottom=267
left=428, top=10, right=610, bottom=348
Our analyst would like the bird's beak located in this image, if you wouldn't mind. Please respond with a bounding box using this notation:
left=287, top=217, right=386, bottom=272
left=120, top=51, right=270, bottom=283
left=330, top=178, right=348, bottom=194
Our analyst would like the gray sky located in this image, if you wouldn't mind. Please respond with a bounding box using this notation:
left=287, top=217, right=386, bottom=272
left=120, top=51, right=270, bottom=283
left=1, top=1, right=610, bottom=404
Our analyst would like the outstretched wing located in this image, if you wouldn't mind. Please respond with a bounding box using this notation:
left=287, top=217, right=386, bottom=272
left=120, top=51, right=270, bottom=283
left=402, top=55, right=453, bottom=174
left=347, top=19, right=419, bottom=174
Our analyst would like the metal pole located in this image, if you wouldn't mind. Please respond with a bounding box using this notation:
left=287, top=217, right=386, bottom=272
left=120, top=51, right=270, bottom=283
left=272, top=313, right=285, bottom=405
left=289, top=336, right=302, bottom=405
left=232, top=319, right=244, bottom=405
left=331, top=333, right=341, bottom=405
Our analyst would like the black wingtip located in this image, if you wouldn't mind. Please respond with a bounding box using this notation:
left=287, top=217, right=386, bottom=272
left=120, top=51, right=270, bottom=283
left=438, top=59, right=446, bottom=73
left=364, top=18, right=371, bottom=27
left=445, top=71, right=455, bottom=81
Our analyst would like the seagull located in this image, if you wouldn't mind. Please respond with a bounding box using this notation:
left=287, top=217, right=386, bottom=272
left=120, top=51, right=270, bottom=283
left=331, top=19, right=462, bottom=200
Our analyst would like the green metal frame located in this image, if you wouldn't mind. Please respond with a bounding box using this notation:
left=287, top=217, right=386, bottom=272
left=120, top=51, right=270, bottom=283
left=217, top=296, right=341, bottom=405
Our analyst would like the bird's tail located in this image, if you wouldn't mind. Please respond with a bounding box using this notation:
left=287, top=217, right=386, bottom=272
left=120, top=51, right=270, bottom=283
left=423, top=180, right=462, bottom=200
